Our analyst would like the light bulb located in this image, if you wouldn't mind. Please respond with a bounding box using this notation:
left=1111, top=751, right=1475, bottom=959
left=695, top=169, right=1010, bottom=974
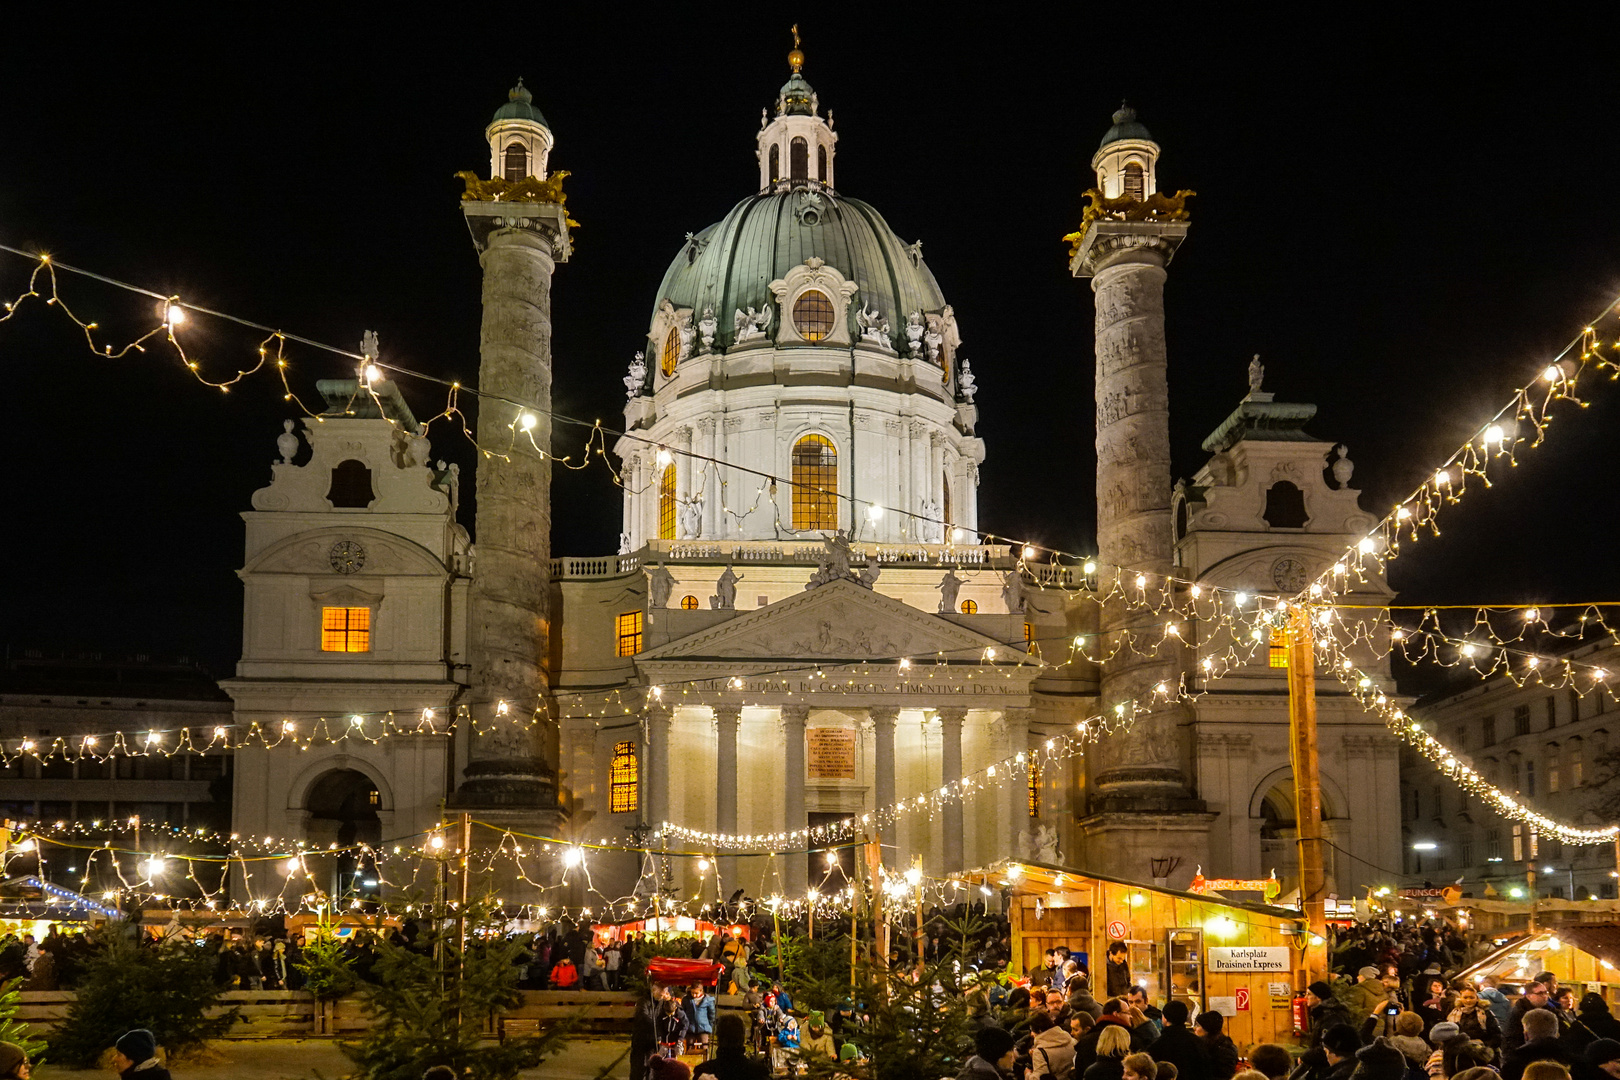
left=867, top=503, right=883, bottom=521
left=1484, top=424, right=1505, bottom=444
left=950, top=527, right=964, bottom=542
left=1357, top=537, right=1376, bottom=553
left=163, top=303, right=186, bottom=328
left=519, top=412, right=538, bottom=432
left=1543, top=364, right=1562, bottom=382
left=1083, top=561, right=1096, bottom=575
left=1235, top=592, right=1248, bottom=606
left=1435, top=469, right=1450, bottom=486
left=655, top=447, right=673, bottom=468
left=364, top=363, right=382, bottom=383
left=1022, top=546, right=1036, bottom=558
left=563, top=846, right=585, bottom=868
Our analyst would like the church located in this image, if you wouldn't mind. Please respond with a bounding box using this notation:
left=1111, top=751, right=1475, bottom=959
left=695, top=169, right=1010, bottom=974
left=222, top=41, right=1400, bottom=910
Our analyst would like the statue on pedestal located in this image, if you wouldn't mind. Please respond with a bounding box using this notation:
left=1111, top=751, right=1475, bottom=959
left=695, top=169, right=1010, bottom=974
left=646, top=560, right=676, bottom=609
left=711, top=564, right=742, bottom=610
left=937, top=568, right=963, bottom=614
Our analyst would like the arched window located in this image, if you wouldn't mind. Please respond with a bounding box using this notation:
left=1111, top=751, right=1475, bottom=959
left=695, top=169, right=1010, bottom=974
left=942, top=473, right=952, bottom=530
left=1123, top=162, right=1145, bottom=200
left=660, top=326, right=681, bottom=377
left=328, top=459, right=375, bottom=508
left=1262, top=481, right=1308, bottom=528
left=817, top=144, right=827, bottom=182
left=609, top=741, right=638, bottom=813
left=790, top=137, right=808, bottom=183
left=680, top=595, right=699, bottom=610
left=792, top=289, right=834, bottom=341
left=1028, top=759, right=1040, bottom=817
left=791, top=434, right=838, bottom=531
left=769, top=144, right=780, bottom=183
left=960, top=599, right=978, bottom=614
left=658, top=464, right=676, bottom=540
left=503, top=142, right=528, bottom=181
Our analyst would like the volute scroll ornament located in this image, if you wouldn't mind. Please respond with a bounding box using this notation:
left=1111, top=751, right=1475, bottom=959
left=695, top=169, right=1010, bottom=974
left=1062, top=187, right=1195, bottom=256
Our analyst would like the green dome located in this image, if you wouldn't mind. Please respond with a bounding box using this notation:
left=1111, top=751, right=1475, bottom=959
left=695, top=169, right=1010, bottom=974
left=491, top=79, right=548, bottom=128
left=653, top=190, right=946, bottom=351
left=1098, top=104, right=1153, bottom=151
left=777, top=73, right=816, bottom=116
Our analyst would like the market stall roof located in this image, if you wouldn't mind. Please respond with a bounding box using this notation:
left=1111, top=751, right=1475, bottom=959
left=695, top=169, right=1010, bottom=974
left=1458, top=924, right=1620, bottom=985
left=965, top=859, right=1305, bottom=921
left=0, top=875, right=120, bottom=919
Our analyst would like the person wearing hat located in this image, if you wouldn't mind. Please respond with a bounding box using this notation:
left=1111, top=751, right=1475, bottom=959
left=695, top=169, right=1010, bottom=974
left=1566, top=993, right=1620, bottom=1054
left=111, top=1030, right=170, bottom=1080
left=1349, top=966, right=1393, bottom=1019
left=1318, top=1024, right=1362, bottom=1080
left=1585, top=1037, right=1620, bottom=1080
left=961, top=1026, right=1019, bottom=1079
left=1306, top=982, right=1352, bottom=1050
left=801, top=1011, right=836, bottom=1060
left=1355, top=1038, right=1411, bottom=1080
left=1196, top=1010, right=1239, bottom=1080
left=0, top=1042, right=29, bottom=1080
left=1149, top=1000, right=1210, bottom=1080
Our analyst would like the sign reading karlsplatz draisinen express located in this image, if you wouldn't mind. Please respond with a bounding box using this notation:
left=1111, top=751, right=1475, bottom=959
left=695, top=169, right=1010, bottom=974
left=1207, top=947, right=1291, bottom=972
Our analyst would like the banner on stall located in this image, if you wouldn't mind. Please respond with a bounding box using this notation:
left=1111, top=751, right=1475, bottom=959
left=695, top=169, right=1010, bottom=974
left=1208, top=946, right=1291, bottom=972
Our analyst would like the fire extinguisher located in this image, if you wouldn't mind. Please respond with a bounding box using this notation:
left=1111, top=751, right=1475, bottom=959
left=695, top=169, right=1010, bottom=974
left=1292, top=991, right=1308, bottom=1037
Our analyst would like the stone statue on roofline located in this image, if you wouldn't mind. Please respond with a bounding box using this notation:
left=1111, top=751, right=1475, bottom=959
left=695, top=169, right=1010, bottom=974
left=1247, top=353, right=1264, bottom=396
left=646, top=560, right=675, bottom=609
left=711, top=564, right=742, bottom=610
left=936, top=568, right=963, bottom=614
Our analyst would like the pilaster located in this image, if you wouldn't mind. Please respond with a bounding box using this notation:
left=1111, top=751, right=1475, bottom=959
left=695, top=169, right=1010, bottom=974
left=870, top=706, right=899, bottom=869
left=938, top=708, right=966, bottom=874
left=782, top=705, right=809, bottom=894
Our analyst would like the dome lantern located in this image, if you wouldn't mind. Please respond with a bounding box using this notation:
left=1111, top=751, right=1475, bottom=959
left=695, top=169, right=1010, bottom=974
left=757, top=27, right=836, bottom=192
left=485, top=78, right=554, bottom=183
left=1091, top=103, right=1160, bottom=201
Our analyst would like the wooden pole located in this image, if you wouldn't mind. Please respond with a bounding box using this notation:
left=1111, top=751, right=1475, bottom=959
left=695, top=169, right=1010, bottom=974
left=1287, top=605, right=1327, bottom=978
left=866, top=834, right=887, bottom=978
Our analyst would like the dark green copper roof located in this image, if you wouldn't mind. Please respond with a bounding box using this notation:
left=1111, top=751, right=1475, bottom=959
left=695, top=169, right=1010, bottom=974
left=653, top=190, right=947, bottom=351
left=491, top=79, right=548, bottom=128
left=1098, top=105, right=1153, bottom=151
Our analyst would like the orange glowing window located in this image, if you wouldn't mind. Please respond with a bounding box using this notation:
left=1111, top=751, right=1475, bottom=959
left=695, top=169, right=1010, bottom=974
left=321, top=607, right=371, bottom=653
left=792, top=289, right=835, bottom=342
left=1028, top=759, right=1041, bottom=817
left=615, top=611, right=644, bottom=657
left=658, top=464, right=676, bottom=540
left=609, top=740, right=638, bottom=813
left=960, top=599, right=978, bottom=615
left=660, top=326, right=681, bottom=377
left=680, top=595, right=699, bottom=610
left=1269, top=643, right=1289, bottom=669
left=791, top=435, right=837, bottom=530
left=1024, top=623, right=1034, bottom=644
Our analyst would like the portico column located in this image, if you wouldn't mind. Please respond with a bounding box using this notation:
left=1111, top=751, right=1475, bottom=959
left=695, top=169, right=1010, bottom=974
left=938, top=708, right=966, bottom=873
left=870, top=707, right=899, bottom=869
left=647, top=703, right=672, bottom=830
left=714, top=704, right=741, bottom=883
left=782, top=705, right=809, bottom=896
left=1002, top=708, right=1031, bottom=858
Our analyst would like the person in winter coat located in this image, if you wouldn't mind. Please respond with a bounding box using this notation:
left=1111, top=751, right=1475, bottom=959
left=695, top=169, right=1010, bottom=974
left=962, top=1027, right=1020, bottom=1080
left=1415, top=977, right=1455, bottom=1038
left=1353, top=1039, right=1410, bottom=1080
left=1348, top=967, right=1394, bottom=1020
left=1564, top=993, right=1620, bottom=1055
left=1083, top=1024, right=1131, bottom=1080
left=1450, top=987, right=1505, bottom=1059
left=1106, top=942, right=1132, bottom=999
left=657, top=996, right=690, bottom=1059
left=1509, top=984, right=1558, bottom=1051
left=631, top=983, right=667, bottom=1080
left=1151, top=1001, right=1211, bottom=1080
left=111, top=1030, right=171, bottom=1080
left=1585, top=1038, right=1620, bottom=1080
left=1196, top=1010, right=1240, bottom=1080
left=550, top=955, right=579, bottom=990
left=1388, top=1013, right=1434, bottom=1067
left=1069, top=976, right=1105, bottom=1022
left=800, top=1012, right=837, bottom=1060
left=1029, top=1014, right=1076, bottom=1080
left=694, top=1014, right=771, bottom=1080
left=685, top=984, right=718, bottom=1054
left=1479, top=978, right=1514, bottom=1031
left=1504, top=1008, right=1579, bottom=1080
left=1073, top=1001, right=1148, bottom=1072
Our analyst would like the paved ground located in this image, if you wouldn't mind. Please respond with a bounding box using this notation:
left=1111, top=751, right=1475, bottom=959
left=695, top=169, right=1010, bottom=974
left=33, top=1037, right=633, bottom=1079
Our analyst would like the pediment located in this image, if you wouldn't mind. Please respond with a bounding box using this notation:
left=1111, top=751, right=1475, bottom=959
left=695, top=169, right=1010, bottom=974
left=640, top=579, right=1024, bottom=662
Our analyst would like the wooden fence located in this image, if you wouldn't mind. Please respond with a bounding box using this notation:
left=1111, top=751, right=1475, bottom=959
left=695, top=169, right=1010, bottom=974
left=14, top=990, right=751, bottom=1039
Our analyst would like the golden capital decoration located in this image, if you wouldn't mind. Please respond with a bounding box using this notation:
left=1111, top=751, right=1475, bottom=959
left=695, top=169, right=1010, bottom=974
left=1063, top=188, right=1195, bottom=257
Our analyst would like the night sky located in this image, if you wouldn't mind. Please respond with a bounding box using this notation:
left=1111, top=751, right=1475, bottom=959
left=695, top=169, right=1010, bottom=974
left=2, top=12, right=1616, bottom=680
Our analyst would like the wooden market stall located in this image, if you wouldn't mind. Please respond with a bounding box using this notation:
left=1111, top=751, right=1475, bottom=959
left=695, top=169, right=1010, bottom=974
left=1458, top=925, right=1620, bottom=1007
left=973, top=861, right=1317, bottom=1049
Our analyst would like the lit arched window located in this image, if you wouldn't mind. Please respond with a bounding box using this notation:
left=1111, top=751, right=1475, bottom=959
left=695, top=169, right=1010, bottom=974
left=960, top=599, right=978, bottom=614
left=817, top=144, right=827, bottom=182
left=609, top=741, right=638, bottom=813
left=1028, top=759, right=1040, bottom=817
left=660, top=326, right=681, bottom=377
left=941, top=473, right=952, bottom=529
left=790, top=137, right=808, bottom=182
left=791, top=435, right=838, bottom=531
left=1262, top=481, right=1308, bottom=528
left=503, top=142, right=528, bottom=181
left=793, top=290, right=834, bottom=342
left=658, top=464, right=676, bottom=540
left=1123, top=162, right=1145, bottom=200
left=680, top=595, right=699, bottom=610
left=769, top=144, right=780, bottom=183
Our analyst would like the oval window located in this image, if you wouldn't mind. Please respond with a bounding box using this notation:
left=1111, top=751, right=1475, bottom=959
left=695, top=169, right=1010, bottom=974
left=680, top=595, right=699, bottom=610
left=960, top=599, right=978, bottom=614
left=660, top=326, right=681, bottom=377
left=793, top=289, right=835, bottom=342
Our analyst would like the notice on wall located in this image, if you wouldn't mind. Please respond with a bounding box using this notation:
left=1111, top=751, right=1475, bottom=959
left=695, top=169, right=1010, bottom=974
left=1207, top=996, right=1237, bottom=1017
left=1207, top=946, right=1291, bottom=973
left=807, top=727, right=857, bottom=779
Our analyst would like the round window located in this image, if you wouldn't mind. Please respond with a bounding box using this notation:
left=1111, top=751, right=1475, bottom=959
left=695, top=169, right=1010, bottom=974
left=680, top=595, right=699, bottom=610
left=660, top=326, right=681, bottom=376
left=792, top=289, right=835, bottom=342
left=960, top=599, right=978, bottom=614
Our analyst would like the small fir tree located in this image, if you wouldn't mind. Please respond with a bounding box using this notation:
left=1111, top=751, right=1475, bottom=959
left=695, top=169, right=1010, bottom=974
left=340, top=897, right=572, bottom=1080
left=48, top=922, right=240, bottom=1066
left=297, top=916, right=359, bottom=1001
left=0, top=977, right=47, bottom=1062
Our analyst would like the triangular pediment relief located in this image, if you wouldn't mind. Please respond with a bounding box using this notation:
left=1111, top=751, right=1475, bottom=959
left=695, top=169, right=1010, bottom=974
left=640, top=579, right=1025, bottom=662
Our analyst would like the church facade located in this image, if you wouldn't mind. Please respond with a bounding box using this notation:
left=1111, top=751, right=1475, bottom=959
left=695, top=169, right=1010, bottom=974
left=222, top=50, right=1400, bottom=909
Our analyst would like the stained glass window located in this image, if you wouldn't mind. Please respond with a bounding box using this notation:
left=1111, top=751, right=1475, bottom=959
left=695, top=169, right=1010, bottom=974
left=791, top=435, right=837, bottom=530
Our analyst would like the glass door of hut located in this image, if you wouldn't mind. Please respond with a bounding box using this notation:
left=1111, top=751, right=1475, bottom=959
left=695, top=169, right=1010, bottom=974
left=1165, top=928, right=1205, bottom=1012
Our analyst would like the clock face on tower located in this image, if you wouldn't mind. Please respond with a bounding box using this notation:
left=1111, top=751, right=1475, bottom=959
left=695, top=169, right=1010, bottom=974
left=329, top=540, right=367, bottom=575
left=1270, top=557, right=1308, bottom=593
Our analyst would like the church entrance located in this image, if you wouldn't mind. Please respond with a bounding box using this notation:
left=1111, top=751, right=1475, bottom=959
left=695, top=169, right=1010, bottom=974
left=304, top=768, right=383, bottom=902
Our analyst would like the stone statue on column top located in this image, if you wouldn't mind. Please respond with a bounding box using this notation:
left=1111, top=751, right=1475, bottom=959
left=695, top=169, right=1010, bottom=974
left=646, top=560, right=675, bottom=609
left=711, top=564, right=742, bottom=610
left=936, top=568, right=963, bottom=614
left=1247, top=354, right=1265, bottom=396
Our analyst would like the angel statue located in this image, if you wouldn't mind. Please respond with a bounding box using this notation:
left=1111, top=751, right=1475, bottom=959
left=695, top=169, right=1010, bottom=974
left=624, top=352, right=647, bottom=399
left=677, top=494, right=704, bottom=540
left=1247, top=353, right=1265, bottom=396
left=734, top=306, right=772, bottom=343
left=855, top=302, right=890, bottom=346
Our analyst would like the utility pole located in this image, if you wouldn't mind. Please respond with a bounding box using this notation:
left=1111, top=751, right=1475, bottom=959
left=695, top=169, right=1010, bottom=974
left=457, top=812, right=472, bottom=960
left=865, top=834, right=887, bottom=978
left=1286, top=604, right=1327, bottom=977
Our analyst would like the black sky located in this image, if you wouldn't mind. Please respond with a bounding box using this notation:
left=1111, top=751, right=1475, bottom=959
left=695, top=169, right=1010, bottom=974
left=2, top=10, right=1617, bottom=677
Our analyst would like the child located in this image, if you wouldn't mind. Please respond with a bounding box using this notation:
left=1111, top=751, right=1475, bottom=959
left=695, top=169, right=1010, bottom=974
left=657, top=996, right=689, bottom=1060
left=774, top=1014, right=800, bottom=1073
